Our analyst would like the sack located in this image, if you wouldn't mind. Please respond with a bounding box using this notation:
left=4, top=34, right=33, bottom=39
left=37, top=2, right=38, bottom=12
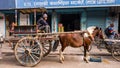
left=104, top=27, right=112, bottom=36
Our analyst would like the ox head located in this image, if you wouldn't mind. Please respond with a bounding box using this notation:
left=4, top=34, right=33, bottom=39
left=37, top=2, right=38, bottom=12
left=85, top=26, right=105, bottom=41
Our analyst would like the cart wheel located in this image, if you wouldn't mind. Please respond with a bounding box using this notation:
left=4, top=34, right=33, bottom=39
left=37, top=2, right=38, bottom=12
left=14, top=37, right=43, bottom=67
left=111, top=44, right=120, bottom=62
left=42, top=40, right=52, bottom=57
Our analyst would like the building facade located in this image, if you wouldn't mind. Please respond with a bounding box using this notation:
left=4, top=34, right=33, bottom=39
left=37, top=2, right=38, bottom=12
left=0, top=0, right=120, bottom=37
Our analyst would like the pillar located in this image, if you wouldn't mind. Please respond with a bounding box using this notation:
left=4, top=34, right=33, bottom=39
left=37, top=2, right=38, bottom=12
left=51, top=10, right=58, bottom=32
left=81, top=10, right=87, bottom=30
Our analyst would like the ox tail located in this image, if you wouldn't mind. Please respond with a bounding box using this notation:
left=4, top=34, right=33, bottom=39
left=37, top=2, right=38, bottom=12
left=53, top=39, right=60, bottom=52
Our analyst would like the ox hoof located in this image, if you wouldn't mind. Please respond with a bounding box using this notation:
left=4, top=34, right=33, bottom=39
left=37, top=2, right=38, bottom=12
left=86, top=60, right=89, bottom=63
left=59, top=57, right=64, bottom=63
left=62, top=56, right=64, bottom=61
left=59, top=59, right=64, bottom=63
left=83, top=58, right=89, bottom=63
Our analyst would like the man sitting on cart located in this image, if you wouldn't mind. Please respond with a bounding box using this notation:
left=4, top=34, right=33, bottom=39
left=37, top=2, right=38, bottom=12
left=105, top=23, right=116, bottom=39
left=104, top=23, right=118, bottom=45
left=37, top=13, right=50, bottom=33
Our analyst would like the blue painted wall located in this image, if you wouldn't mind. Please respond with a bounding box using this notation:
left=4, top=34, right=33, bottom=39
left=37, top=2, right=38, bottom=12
left=81, top=10, right=87, bottom=30
left=86, top=10, right=107, bottom=29
left=0, top=0, right=15, bottom=10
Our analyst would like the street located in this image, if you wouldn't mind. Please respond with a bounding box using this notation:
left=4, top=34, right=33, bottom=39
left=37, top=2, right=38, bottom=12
left=0, top=43, right=120, bottom=68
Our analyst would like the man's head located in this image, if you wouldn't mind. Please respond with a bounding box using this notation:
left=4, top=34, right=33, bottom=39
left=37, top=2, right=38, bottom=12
left=110, top=23, right=114, bottom=27
left=43, top=13, right=48, bottom=20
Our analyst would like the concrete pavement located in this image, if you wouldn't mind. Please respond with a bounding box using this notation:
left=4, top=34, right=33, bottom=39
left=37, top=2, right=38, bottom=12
left=0, top=43, right=120, bottom=68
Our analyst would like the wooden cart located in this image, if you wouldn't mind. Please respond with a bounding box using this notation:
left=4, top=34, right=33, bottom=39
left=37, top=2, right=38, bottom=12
left=5, top=24, right=53, bottom=67
left=94, top=38, right=120, bottom=62
left=104, top=39, right=120, bottom=62
left=13, top=29, right=86, bottom=67
left=3, top=8, right=54, bottom=67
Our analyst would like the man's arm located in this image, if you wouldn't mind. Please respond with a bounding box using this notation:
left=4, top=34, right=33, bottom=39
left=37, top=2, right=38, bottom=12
left=37, top=19, right=44, bottom=26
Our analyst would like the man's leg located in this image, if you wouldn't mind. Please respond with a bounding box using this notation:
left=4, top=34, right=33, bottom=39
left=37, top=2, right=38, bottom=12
left=45, top=25, right=50, bottom=33
left=39, top=26, right=46, bottom=32
left=108, top=35, right=114, bottom=45
left=39, top=25, right=50, bottom=33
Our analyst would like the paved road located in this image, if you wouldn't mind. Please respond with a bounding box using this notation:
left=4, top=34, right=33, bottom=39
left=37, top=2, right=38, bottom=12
left=0, top=43, right=120, bottom=68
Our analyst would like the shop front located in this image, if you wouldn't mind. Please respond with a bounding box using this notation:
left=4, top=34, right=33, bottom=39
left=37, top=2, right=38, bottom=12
left=55, top=8, right=109, bottom=32
left=0, top=0, right=120, bottom=37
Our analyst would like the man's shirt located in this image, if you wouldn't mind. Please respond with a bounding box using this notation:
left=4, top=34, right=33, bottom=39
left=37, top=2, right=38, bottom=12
left=37, top=18, right=48, bottom=26
left=108, top=26, right=114, bottom=35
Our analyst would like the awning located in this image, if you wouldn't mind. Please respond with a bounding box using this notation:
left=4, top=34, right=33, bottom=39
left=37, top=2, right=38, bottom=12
left=19, top=8, right=47, bottom=14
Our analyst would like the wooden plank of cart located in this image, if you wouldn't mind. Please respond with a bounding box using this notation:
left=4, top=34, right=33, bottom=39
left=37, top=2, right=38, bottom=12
left=5, top=25, right=38, bottom=49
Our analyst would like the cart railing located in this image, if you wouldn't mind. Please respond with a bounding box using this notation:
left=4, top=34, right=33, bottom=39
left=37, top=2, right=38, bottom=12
left=104, top=39, right=120, bottom=42
left=13, top=30, right=88, bottom=36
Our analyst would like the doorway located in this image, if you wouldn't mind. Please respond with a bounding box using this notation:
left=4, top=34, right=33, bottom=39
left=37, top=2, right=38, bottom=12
left=5, top=14, right=15, bottom=36
left=60, top=14, right=81, bottom=31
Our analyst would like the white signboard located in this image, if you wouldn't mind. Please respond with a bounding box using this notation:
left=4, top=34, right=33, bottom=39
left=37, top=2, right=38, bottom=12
left=0, top=13, right=5, bottom=37
left=20, top=13, right=30, bottom=25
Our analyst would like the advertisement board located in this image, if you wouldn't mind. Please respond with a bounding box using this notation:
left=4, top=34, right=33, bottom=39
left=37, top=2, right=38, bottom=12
left=16, top=0, right=120, bottom=9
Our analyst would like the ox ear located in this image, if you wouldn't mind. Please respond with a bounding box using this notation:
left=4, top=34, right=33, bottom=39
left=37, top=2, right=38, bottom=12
left=95, top=26, right=99, bottom=30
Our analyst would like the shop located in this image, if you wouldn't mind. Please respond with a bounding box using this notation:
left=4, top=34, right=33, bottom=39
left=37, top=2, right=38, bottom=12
left=56, top=9, right=81, bottom=31
left=0, top=0, right=15, bottom=37
left=55, top=8, right=108, bottom=31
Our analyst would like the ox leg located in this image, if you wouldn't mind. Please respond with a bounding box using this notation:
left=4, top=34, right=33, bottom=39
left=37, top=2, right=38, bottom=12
left=83, top=46, right=89, bottom=63
left=59, top=47, right=65, bottom=63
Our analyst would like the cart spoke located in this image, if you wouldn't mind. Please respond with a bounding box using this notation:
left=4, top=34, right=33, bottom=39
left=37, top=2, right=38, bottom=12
left=31, top=48, right=40, bottom=52
left=25, top=55, right=29, bottom=64
left=17, top=48, right=25, bottom=52
left=31, top=51, right=40, bottom=54
left=19, top=42, right=27, bottom=49
left=23, top=40, right=29, bottom=47
left=29, top=54, right=36, bottom=63
left=29, top=56, right=32, bottom=65
left=44, top=47, right=49, bottom=51
left=32, top=54, right=40, bottom=60
left=31, top=44, right=39, bottom=49
left=44, top=44, right=50, bottom=47
left=43, top=48, right=48, bottom=54
left=29, top=41, right=34, bottom=48
left=17, top=52, right=24, bottom=55
left=18, top=53, right=26, bottom=62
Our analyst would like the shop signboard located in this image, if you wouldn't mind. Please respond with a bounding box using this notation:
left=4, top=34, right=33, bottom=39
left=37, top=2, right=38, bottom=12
left=16, top=0, right=120, bottom=9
